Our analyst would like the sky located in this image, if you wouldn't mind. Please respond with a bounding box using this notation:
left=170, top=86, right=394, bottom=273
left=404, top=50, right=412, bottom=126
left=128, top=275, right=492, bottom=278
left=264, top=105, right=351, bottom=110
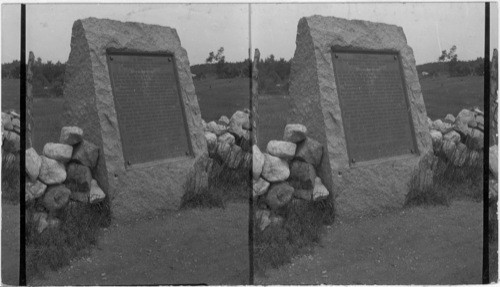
left=1, top=2, right=498, bottom=65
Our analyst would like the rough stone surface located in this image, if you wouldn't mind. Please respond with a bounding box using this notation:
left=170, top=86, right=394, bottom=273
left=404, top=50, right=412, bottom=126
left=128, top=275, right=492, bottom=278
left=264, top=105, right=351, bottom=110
left=430, top=130, right=443, bottom=151
left=288, top=16, right=432, bottom=217
left=295, top=137, right=323, bottom=167
left=43, top=185, right=71, bottom=212
left=453, top=120, right=473, bottom=138
left=89, top=179, right=106, bottom=203
left=443, top=130, right=461, bottom=144
left=312, top=177, right=329, bottom=201
left=218, top=132, right=235, bottom=146
left=230, top=110, right=250, bottom=131
left=26, top=147, right=42, bottom=181
left=204, top=132, right=217, bottom=154
left=293, top=188, right=312, bottom=201
left=289, top=160, right=316, bottom=189
left=65, top=163, right=93, bottom=193
left=39, top=156, right=67, bottom=185
left=253, top=177, right=270, bottom=198
left=266, top=140, right=297, bottom=160
left=252, top=145, right=265, bottom=180
left=468, top=129, right=484, bottom=150
left=43, top=143, right=73, bottom=163
left=2, top=112, right=13, bottom=131
left=33, top=212, right=49, bottom=233
left=455, top=109, right=476, bottom=127
left=444, top=114, right=456, bottom=124
left=283, top=124, right=307, bottom=143
left=206, top=121, right=227, bottom=136
left=217, top=115, right=230, bottom=126
left=60, top=126, right=84, bottom=145
left=266, top=182, right=294, bottom=209
left=261, top=154, right=290, bottom=182
left=432, top=119, right=452, bottom=134
left=62, top=18, right=208, bottom=220
left=72, top=140, right=99, bottom=168
left=26, top=180, right=47, bottom=201
left=490, top=145, right=498, bottom=178
left=255, top=209, right=271, bottom=231
left=3, top=131, right=20, bottom=153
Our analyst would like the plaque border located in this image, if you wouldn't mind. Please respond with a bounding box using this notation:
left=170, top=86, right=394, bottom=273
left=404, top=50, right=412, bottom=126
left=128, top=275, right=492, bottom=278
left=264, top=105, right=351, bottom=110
left=106, top=50, right=194, bottom=169
left=330, top=48, right=419, bottom=166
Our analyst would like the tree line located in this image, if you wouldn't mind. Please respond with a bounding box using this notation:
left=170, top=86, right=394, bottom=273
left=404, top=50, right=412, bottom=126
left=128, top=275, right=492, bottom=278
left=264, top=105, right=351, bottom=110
left=0, top=45, right=487, bottom=97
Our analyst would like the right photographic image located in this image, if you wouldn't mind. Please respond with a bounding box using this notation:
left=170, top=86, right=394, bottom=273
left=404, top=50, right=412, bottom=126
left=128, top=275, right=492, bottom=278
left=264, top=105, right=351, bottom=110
left=251, top=2, right=497, bottom=284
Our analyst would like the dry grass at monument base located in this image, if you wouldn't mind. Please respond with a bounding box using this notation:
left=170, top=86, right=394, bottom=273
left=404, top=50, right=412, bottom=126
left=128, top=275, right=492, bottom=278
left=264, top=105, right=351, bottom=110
left=25, top=199, right=111, bottom=281
left=405, top=151, right=483, bottom=207
left=2, top=152, right=20, bottom=203
left=253, top=199, right=335, bottom=275
left=181, top=160, right=250, bottom=209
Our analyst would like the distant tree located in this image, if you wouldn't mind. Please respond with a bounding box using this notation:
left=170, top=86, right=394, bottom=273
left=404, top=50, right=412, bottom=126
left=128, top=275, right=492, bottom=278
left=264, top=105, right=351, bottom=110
left=438, top=45, right=459, bottom=76
left=206, top=47, right=227, bottom=78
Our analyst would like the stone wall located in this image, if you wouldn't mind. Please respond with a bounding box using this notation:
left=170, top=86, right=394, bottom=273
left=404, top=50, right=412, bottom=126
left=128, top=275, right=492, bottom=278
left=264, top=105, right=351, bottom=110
left=2, top=111, right=20, bottom=155
left=25, top=126, right=106, bottom=233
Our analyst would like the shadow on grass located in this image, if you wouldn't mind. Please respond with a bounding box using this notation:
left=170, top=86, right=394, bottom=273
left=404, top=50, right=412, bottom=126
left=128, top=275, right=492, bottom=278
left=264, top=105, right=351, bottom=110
left=2, top=152, right=20, bottom=204
left=181, top=160, right=250, bottom=209
left=405, top=144, right=483, bottom=207
left=253, top=199, right=335, bottom=276
left=26, top=198, right=111, bottom=282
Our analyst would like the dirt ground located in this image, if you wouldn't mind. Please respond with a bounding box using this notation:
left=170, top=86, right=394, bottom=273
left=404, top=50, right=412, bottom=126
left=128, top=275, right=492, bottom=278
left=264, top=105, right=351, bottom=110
left=30, top=202, right=249, bottom=285
left=2, top=202, right=20, bottom=285
left=256, top=200, right=483, bottom=285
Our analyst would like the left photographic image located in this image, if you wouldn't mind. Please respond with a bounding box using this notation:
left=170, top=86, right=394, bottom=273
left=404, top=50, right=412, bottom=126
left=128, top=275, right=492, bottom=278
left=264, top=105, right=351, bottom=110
left=12, top=3, right=251, bottom=285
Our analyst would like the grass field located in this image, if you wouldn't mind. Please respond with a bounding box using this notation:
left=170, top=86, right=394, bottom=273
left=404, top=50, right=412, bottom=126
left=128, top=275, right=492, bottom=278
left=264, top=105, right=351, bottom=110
left=1, top=78, right=20, bottom=112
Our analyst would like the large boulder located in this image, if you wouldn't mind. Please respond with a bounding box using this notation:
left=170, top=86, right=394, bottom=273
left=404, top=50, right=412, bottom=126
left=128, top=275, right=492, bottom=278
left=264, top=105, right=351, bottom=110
left=289, top=160, right=316, bottom=189
left=228, top=111, right=250, bottom=138
left=444, top=114, right=456, bottom=124
left=266, top=182, right=294, bottom=209
left=72, top=140, right=99, bottom=168
left=283, top=124, right=307, bottom=143
left=38, top=156, right=67, bottom=185
left=2, top=112, right=13, bottom=131
left=217, top=115, right=230, bottom=126
left=65, top=163, right=92, bottom=193
left=43, top=143, right=73, bottom=163
left=206, top=121, right=227, bottom=136
left=261, top=154, right=290, bottom=182
left=453, top=119, right=473, bottom=138
left=26, top=147, right=42, bottom=181
left=295, top=137, right=323, bottom=167
left=60, top=126, right=84, bottom=145
left=266, top=140, right=297, bottom=160
left=255, top=209, right=271, bottom=231
left=429, top=130, right=443, bottom=152
left=443, top=130, right=461, bottom=144
left=490, top=145, right=498, bottom=178
left=204, top=131, right=217, bottom=154
left=26, top=180, right=47, bottom=201
left=3, top=131, right=20, bottom=153
left=432, top=119, right=452, bottom=134
left=252, top=145, right=265, bottom=180
left=312, top=177, right=329, bottom=201
left=218, top=132, right=235, bottom=146
left=253, top=177, right=270, bottom=198
left=467, top=129, right=484, bottom=150
left=89, top=179, right=106, bottom=203
left=43, top=185, right=71, bottom=212
left=455, top=109, right=476, bottom=127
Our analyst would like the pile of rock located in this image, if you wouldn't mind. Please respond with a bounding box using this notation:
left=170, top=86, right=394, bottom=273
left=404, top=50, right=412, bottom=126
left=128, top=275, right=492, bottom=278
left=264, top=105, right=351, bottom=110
left=2, top=110, right=21, bottom=155
left=202, top=109, right=252, bottom=170
left=25, top=126, right=106, bottom=233
left=428, top=108, right=484, bottom=167
left=253, top=124, right=329, bottom=231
